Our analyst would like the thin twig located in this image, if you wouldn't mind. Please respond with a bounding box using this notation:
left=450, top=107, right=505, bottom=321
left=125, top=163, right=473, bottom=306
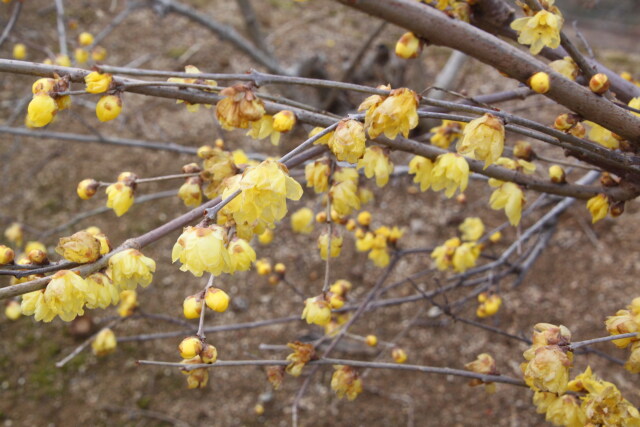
left=54, top=0, right=68, bottom=57
left=196, top=275, right=214, bottom=340
left=0, top=0, right=23, bottom=49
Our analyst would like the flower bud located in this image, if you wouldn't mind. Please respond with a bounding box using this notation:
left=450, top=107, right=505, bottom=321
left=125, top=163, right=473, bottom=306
left=96, top=94, right=122, bottom=122
left=200, top=344, right=218, bottom=363
left=56, top=231, right=101, bottom=263
left=513, top=140, right=534, bottom=161
left=315, top=211, right=327, bottom=223
left=27, top=94, right=57, bottom=128
left=92, top=46, right=107, bottom=61
left=586, top=194, right=608, bottom=223
left=274, top=263, right=286, bottom=275
left=395, top=32, right=421, bottom=59
left=183, top=295, right=203, bottom=319
left=600, top=172, right=620, bottom=187
left=258, top=228, right=274, bottom=245
left=548, top=165, right=565, bottom=183
left=256, top=259, right=272, bottom=275
left=392, top=347, right=408, bottom=364
left=5, top=300, right=21, bottom=320
left=589, top=73, right=609, bottom=94
left=301, top=296, right=331, bottom=326
left=529, top=72, right=550, bottom=94
left=179, top=336, right=203, bottom=359
left=214, top=138, right=224, bottom=149
left=205, top=288, right=230, bottom=313
left=0, top=245, right=15, bottom=265
left=181, top=163, right=201, bottom=174
left=13, top=43, right=26, bottom=60
left=357, top=211, right=372, bottom=227
left=78, top=32, right=94, bottom=46
left=92, top=328, right=117, bottom=356
left=77, top=178, right=100, bottom=200
left=197, top=145, right=215, bottom=159
left=27, top=249, right=48, bottom=264
left=272, top=110, right=296, bottom=133
left=345, top=219, right=357, bottom=232
left=610, top=201, right=624, bottom=217
left=75, top=48, right=89, bottom=64
left=365, top=335, right=378, bottom=347
left=268, top=274, right=280, bottom=286
left=85, top=71, right=112, bottom=94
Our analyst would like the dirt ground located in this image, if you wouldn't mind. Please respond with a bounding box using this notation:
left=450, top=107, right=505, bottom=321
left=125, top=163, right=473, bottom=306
left=1, top=1, right=640, bottom=426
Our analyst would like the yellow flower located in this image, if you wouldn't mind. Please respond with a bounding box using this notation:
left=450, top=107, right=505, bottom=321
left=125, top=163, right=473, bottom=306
left=183, top=294, right=202, bottom=319
left=92, top=328, right=117, bottom=356
left=318, top=232, right=343, bottom=260
left=77, top=178, right=99, bottom=200
left=272, top=110, right=296, bottom=132
left=529, top=71, right=550, bottom=94
left=357, top=146, right=394, bottom=187
left=330, top=119, right=366, bottom=163
left=179, top=336, right=203, bottom=359
left=489, top=182, right=525, bottom=226
left=246, top=114, right=281, bottom=146
left=85, top=272, right=119, bottom=309
left=228, top=237, right=256, bottom=273
left=92, top=46, right=107, bottom=61
left=26, top=94, right=57, bottom=128
left=589, top=73, right=610, bottom=94
left=522, top=345, right=572, bottom=394
left=549, top=57, right=578, bottom=80
left=178, top=177, right=202, bottom=207
left=105, top=182, right=134, bottom=216
left=216, top=84, right=265, bottom=130
left=586, top=121, right=620, bottom=149
left=548, top=165, right=565, bottom=183
left=13, top=43, right=26, bottom=59
left=545, top=395, right=587, bottom=426
left=304, top=159, right=330, bottom=193
left=301, top=296, right=331, bottom=326
left=365, top=335, right=378, bottom=347
left=172, top=226, right=231, bottom=277
left=96, top=95, right=122, bottom=122
left=392, top=347, right=408, bottom=363
left=5, top=300, right=21, bottom=320
left=55, top=231, right=101, bottom=263
left=629, top=97, right=640, bottom=118
left=308, top=126, right=335, bottom=146
left=330, top=179, right=361, bottom=217
left=431, top=237, right=461, bottom=271
left=511, top=9, right=563, bottom=55
left=605, top=309, right=638, bottom=348
left=476, top=294, right=502, bottom=318
left=456, top=114, right=505, bottom=169
left=452, top=242, right=480, bottom=273
left=258, top=228, right=274, bottom=245
left=459, top=217, right=484, bottom=242
left=331, top=366, right=363, bottom=400
left=108, top=249, right=156, bottom=290
left=205, top=288, right=230, bottom=312
left=55, top=54, right=71, bottom=67
left=586, top=194, right=609, bottom=224
left=117, top=290, right=138, bottom=317
left=625, top=342, right=640, bottom=374
left=75, top=48, right=89, bottom=64
left=395, top=32, right=421, bottom=59
left=84, top=71, right=112, bottom=94
left=181, top=356, right=209, bottom=389
left=431, top=153, right=469, bottom=198
left=78, top=32, right=94, bottom=46
left=286, top=341, right=316, bottom=377
left=255, top=258, right=271, bottom=275
left=291, top=207, right=314, bottom=234
left=408, top=155, right=434, bottom=191
left=22, top=270, right=88, bottom=322
left=429, top=120, right=465, bottom=149
left=465, top=353, right=499, bottom=392
left=0, top=245, right=14, bottom=265
left=359, top=88, right=419, bottom=140
left=4, top=222, right=23, bottom=247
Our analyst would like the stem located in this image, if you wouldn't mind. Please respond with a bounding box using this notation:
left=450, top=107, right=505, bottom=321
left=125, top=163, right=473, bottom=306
left=571, top=332, right=638, bottom=350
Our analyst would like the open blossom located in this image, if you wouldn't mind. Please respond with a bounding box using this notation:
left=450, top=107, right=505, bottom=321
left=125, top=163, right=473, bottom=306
left=331, top=366, right=363, bottom=400
left=55, top=231, right=102, bottom=263
left=430, top=120, right=465, bottom=149
left=109, top=249, right=156, bottom=290
left=246, top=114, right=281, bottom=146
left=106, top=182, right=134, bottom=217
left=301, top=296, right=331, bottom=326
left=178, top=177, right=202, bottom=207
left=329, top=119, right=366, bottom=164
left=452, top=242, right=480, bottom=273
left=85, top=272, right=120, bottom=309
left=357, top=146, right=394, bottom=187
left=459, top=217, right=484, bottom=242
left=291, top=207, right=314, bottom=234
left=227, top=237, right=256, bottom=273
left=511, top=8, right=563, bottom=55
left=92, top=328, right=117, bottom=356
left=359, top=87, right=419, bottom=140
left=586, top=194, right=609, bottom=224
left=305, top=159, right=330, bottom=193
left=408, top=155, right=434, bottom=191
left=318, top=232, right=343, bottom=260
left=330, top=179, right=360, bottom=217
left=431, top=153, right=469, bottom=198
left=431, top=237, right=461, bottom=271
left=456, top=114, right=505, bottom=169
left=216, top=84, right=265, bottom=130
left=286, top=341, right=316, bottom=377
left=172, top=226, right=231, bottom=277
left=489, top=182, right=525, bottom=226
left=21, top=270, right=88, bottom=322
left=522, top=345, right=572, bottom=394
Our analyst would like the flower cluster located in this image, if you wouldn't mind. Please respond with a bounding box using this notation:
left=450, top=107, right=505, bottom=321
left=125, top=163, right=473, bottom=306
left=521, top=323, right=573, bottom=394
left=408, top=153, right=469, bottom=198
left=352, top=212, right=403, bottom=268
left=605, top=297, right=640, bottom=373
left=26, top=76, right=70, bottom=128
left=358, top=87, right=419, bottom=140
left=476, top=292, right=502, bottom=318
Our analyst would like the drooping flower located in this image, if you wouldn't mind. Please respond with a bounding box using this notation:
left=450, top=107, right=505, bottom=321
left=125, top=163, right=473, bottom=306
left=291, top=207, right=314, bottom=234
left=92, top=328, right=117, bottom=356
left=431, top=237, right=461, bottom=271
left=456, top=114, right=505, bottom=169
left=215, top=84, right=265, bottom=130
left=178, top=177, right=203, bottom=207
left=459, top=217, right=484, bottom=242
left=408, top=155, right=434, bottom=192
left=21, top=270, right=88, bottom=322
left=430, top=120, right=465, bottom=149
left=431, top=153, right=469, bottom=198
left=305, top=159, right=330, bottom=193
left=109, top=248, right=156, bottom=290
left=172, top=226, right=231, bottom=277
left=586, top=193, right=609, bottom=224
left=285, top=341, right=316, bottom=377
left=227, top=237, right=256, bottom=273
left=105, top=182, right=134, bottom=216
left=489, top=182, right=525, bottom=226
left=357, top=146, right=394, bottom=187
left=359, top=87, right=419, bottom=140
left=246, top=114, right=281, bottom=146
left=511, top=9, right=563, bottom=55
left=301, top=296, right=331, bottom=326
left=55, top=231, right=102, bottom=263
left=318, top=232, right=343, bottom=260
left=85, top=272, right=120, bottom=309
left=331, top=366, right=363, bottom=400
left=329, top=119, right=366, bottom=164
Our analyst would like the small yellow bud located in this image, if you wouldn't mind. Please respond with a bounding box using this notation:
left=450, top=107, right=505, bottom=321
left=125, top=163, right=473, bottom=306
left=0, top=245, right=15, bottom=265
left=589, top=73, right=609, bottom=94
left=96, top=95, right=122, bottom=122
left=274, top=263, right=286, bottom=274
left=477, top=294, right=502, bottom=318
left=12, top=43, right=26, bottom=60
left=92, top=328, right=117, bottom=356
left=365, top=334, right=378, bottom=347
left=258, top=228, right=274, bottom=245
left=272, top=110, right=296, bottom=132
left=357, top=211, right=372, bottom=227
left=553, top=113, right=579, bottom=131
left=329, top=279, right=352, bottom=296
left=4, top=223, right=24, bottom=247
left=92, top=46, right=107, bottom=61
left=214, top=138, right=225, bottom=149
left=77, top=178, right=99, bottom=200
left=610, top=201, right=624, bottom=218
left=32, top=78, right=55, bottom=95
left=118, top=290, right=138, bottom=317
left=568, top=122, right=586, bottom=138
left=179, top=336, right=203, bottom=359
left=529, top=72, right=550, bottom=94
left=200, top=344, right=218, bottom=363
left=489, top=231, right=502, bottom=243
left=392, top=347, right=407, bottom=364
left=5, top=300, right=21, bottom=320
left=177, top=177, right=202, bottom=207
left=117, top=171, right=137, bottom=183
left=256, top=259, right=272, bottom=275
left=183, top=295, right=202, bottom=319
left=395, top=32, right=421, bottom=59
left=197, top=145, right=215, bottom=159
left=78, top=32, right=94, bottom=46
left=205, top=288, right=230, bottom=313
left=74, top=48, right=89, bottom=64
left=105, top=182, right=134, bottom=216
left=513, top=140, right=534, bottom=161
left=291, top=207, right=314, bottom=234
left=315, top=211, right=327, bottom=223
left=548, top=165, right=565, bottom=183
left=254, top=404, right=265, bottom=415
left=27, top=94, right=57, bottom=128
left=268, top=274, right=280, bottom=285
left=621, top=71, right=633, bottom=81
